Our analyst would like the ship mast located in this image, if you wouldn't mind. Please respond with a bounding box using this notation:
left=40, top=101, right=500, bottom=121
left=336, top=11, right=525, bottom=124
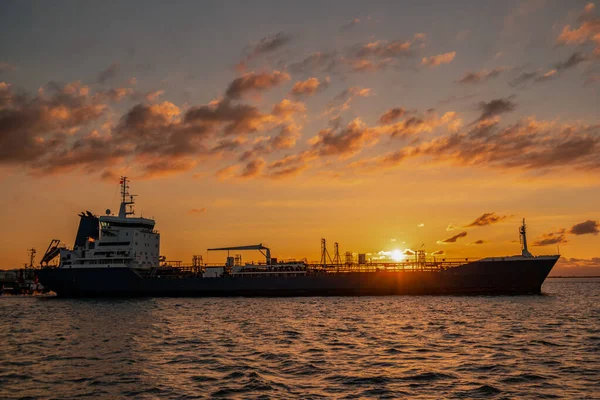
left=118, top=176, right=137, bottom=218
left=520, top=218, right=533, bottom=257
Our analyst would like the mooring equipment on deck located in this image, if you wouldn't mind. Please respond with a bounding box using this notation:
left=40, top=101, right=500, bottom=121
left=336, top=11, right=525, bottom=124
left=208, top=244, right=272, bottom=265
left=40, top=239, right=61, bottom=266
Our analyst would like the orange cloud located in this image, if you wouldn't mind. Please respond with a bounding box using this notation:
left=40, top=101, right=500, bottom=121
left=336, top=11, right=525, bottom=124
left=323, top=86, right=373, bottom=116
left=188, top=208, right=206, bottom=215
left=355, top=33, right=426, bottom=59
left=266, top=151, right=316, bottom=179
left=348, top=115, right=600, bottom=176
left=290, top=77, right=329, bottom=96
left=225, top=70, right=290, bottom=99
left=0, top=81, right=109, bottom=170
left=557, top=5, right=600, bottom=51
left=348, top=58, right=393, bottom=72
left=456, top=67, right=507, bottom=84
left=378, top=108, right=406, bottom=124
left=271, top=99, right=306, bottom=120
left=421, top=52, right=456, bottom=66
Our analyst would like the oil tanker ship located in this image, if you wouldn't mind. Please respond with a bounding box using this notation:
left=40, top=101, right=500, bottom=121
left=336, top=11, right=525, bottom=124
left=37, top=178, right=559, bottom=297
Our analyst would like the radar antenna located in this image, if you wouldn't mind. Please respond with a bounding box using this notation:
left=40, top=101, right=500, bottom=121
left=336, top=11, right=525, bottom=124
left=26, top=248, right=36, bottom=269
left=118, top=176, right=137, bottom=218
left=520, top=218, right=533, bottom=257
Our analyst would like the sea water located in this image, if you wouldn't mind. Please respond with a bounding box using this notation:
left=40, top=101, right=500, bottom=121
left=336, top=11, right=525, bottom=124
left=0, top=278, right=598, bottom=399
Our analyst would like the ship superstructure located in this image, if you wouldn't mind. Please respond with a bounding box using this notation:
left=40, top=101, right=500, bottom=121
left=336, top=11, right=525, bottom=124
left=52, top=177, right=160, bottom=270
left=37, top=179, right=560, bottom=297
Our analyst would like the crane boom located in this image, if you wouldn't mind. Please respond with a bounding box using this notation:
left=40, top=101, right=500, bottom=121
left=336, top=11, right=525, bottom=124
left=207, top=244, right=271, bottom=264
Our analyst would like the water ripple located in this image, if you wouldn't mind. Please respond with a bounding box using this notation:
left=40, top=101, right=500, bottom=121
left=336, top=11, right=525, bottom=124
left=0, top=278, right=598, bottom=399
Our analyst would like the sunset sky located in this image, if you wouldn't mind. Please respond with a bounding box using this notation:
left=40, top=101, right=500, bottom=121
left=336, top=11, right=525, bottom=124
left=1, top=0, right=599, bottom=275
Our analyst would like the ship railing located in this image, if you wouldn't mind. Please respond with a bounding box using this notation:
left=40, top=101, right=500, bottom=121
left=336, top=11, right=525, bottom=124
left=157, top=258, right=479, bottom=275
left=307, top=259, right=477, bottom=273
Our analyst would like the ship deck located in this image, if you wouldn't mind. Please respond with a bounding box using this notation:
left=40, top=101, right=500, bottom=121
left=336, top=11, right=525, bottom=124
left=163, top=258, right=480, bottom=277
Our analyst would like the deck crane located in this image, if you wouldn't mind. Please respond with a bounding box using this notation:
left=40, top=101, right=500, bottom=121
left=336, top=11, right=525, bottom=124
left=207, top=244, right=272, bottom=265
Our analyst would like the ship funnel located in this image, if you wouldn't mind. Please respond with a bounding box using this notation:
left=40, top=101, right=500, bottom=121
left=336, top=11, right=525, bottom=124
left=520, top=218, right=533, bottom=257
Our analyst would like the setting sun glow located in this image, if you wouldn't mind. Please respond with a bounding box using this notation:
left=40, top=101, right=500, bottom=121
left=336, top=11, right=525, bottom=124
left=391, top=250, right=405, bottom=262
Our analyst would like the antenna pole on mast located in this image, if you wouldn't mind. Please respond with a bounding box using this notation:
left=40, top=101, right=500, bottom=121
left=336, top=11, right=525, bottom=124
left=520, top=218, right=533, bottom=257
left=118, top=176, right=137, bottom=218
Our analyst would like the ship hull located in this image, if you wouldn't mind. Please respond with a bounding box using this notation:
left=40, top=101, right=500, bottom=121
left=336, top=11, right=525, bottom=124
left=38, top=257, right=558, bottom=297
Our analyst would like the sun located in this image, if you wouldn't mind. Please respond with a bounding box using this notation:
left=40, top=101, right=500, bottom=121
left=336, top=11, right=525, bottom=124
left=390, top=249, right=405, bottom=262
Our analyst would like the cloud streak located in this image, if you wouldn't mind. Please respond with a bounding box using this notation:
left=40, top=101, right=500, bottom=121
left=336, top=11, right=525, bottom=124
left=466, top=212, right=508, bottom=227
left=439, top=231, right=468, bottom=243
left=421, top=52, right=456, bottom=66
left=225, top=70, right=290, bottom=99
left=457, top=67, right=506, bottom=84
left=533, top=229, right=567, bottom=246
left=569, top=220, right=599, bottom=235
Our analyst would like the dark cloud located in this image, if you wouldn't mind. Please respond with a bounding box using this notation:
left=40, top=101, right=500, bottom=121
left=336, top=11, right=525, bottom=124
left=438, top=93, right=479, bottom=105
left=287, top=51, right=338, bottom=75
left=508, top=51, right=589, bottom=87
left=423, top=119, right=600, bottom=171
left=441, top=231, right=468, bottom=243
left=250, top=32, right=292, bottom=57
left=266, top=151, right=313, bottom=179
left=554, top=52, right=589, bottom=71
left=184, top=100, right=272, bottom=136
left=323, top=87, right=372, bottom=116
left=347, top=113, right=600, bottom=175
left=456, top=67, right=506, bottom=84
left=431, top=250, right=445, bottom=255
left=533, top=230, right=567, bottom=246
left=238, top=123, right=302, bottom=162
left=239, top=158, right=266, bottom=178
left=139, top=158, right=198, bottom=179
left=378, top=108, right=406, bottom=124
left=0, top=62, right=17, bottom=73
left=509, top=71, right=542, bottom=87
left=311, top=118, right=378, bottom=157
left=97, top=63, right=120, bottom=84
left=466, top=212, right=508, bottom=227
left=237, top=32, right=293, bottom=71
left=0, top=81, right=108, bottom=168
left=569, top=220, right=599, bottom=235
left=477, top=98, right=516, bottom=121
left=473, top=240, right=486, bottom=245
left=225, top=70, right=290, bottom=99
left=340, top=18, right=360, bottom=32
